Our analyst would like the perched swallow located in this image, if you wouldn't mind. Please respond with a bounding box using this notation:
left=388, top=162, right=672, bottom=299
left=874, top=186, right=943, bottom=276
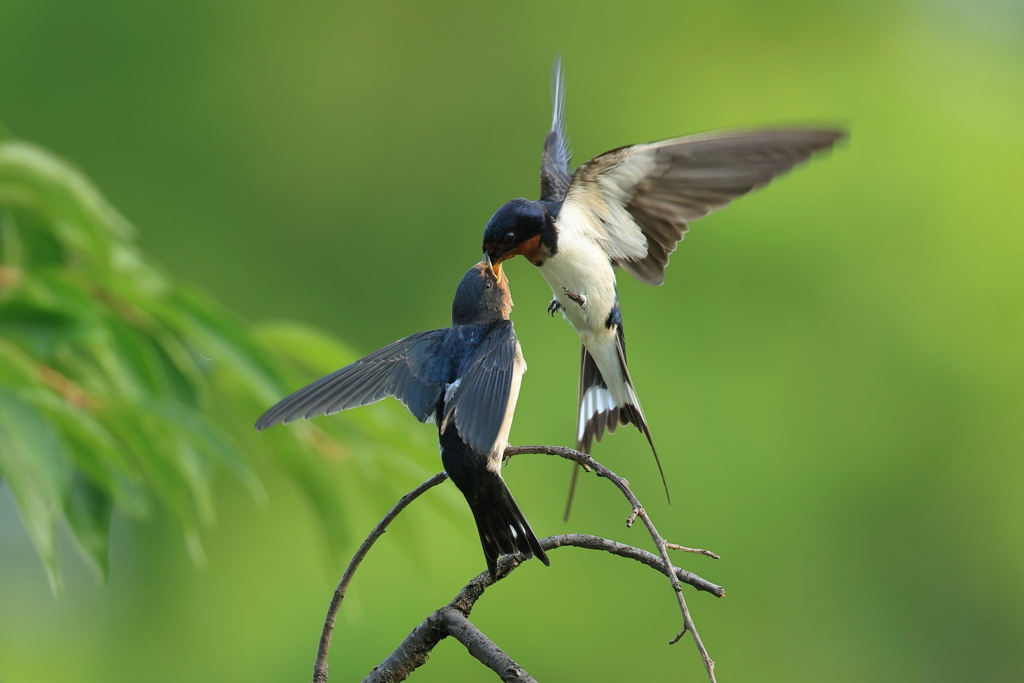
left=482, top=59, right=845, bottom=512
left=255, top=260, right=549, bottom=579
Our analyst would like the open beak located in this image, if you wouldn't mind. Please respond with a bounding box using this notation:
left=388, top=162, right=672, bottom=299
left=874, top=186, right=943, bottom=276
left=482, top=253, right=503, bottom=284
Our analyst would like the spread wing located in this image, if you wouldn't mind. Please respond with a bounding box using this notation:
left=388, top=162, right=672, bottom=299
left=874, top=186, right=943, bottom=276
left=558, top=128, right=846, bottom=285
left=539, top=55, right=571, bottom=202
left=441, top=321, right=526, bottom=457
left=255, top=328, right=449, bottom=430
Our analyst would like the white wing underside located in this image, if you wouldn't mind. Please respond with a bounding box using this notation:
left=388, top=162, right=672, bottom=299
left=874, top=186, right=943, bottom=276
left=557, top=128, right=846, bottom=285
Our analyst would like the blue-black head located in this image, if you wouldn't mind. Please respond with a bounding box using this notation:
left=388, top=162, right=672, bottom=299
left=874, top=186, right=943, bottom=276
left=451, top=257, right=512, bottom=326
left=482, top=198, right=559, bottom=272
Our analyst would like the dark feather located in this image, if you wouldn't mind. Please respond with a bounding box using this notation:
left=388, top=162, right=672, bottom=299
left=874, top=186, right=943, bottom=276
left=441, top=321, right=522, bottom=456
left=564, top=322, right=669, bottom=520
left=254, top=328, right=449, bottom=430
left=610, top=325, right=668, bottom=503
left=440, top=419, right=549, bottom=579
left=575, top=343, right=625, bottom=455
left=568, top=128, right=846, bottom=285
left=539, top=56, right=571, bottom=202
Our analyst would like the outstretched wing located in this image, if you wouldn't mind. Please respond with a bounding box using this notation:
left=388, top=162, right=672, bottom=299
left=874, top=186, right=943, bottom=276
left=539, top=55, right=571, bottom=203
left=441, top=321, right=526, bottom=457
left=558, top=128, right=846, bottom=285
left=255, top=328, right=449, bottom=430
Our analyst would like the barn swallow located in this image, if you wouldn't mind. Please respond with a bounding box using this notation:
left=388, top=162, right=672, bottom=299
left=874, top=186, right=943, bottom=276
left=482, top=58, right=845, bottom=514
left=255, top=259, right=549, bottom=579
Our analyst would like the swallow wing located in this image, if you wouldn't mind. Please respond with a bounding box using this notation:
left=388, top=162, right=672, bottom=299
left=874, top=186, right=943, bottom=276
left=441, top=321, right=526, bottom=457
left=558, top=128, right=846, bottom=285
left=539, top=56, right=571, bottom=202
left=255, top=328, right=449, bottom=430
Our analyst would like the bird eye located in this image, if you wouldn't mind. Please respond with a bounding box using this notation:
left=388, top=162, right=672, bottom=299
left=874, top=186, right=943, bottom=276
left=504, top=230, right=515, bottom=242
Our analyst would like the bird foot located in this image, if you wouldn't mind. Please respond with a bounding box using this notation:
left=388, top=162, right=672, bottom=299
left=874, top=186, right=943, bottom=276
left=547, top=299, right=562, bottom=316
left=561, top=287, right=587, bottom=310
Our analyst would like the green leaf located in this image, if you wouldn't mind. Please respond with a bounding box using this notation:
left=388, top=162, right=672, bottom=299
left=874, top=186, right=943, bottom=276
left=0, top=132, right=441, bottom=586
left=0, top=140, right=133, bottom=271
left=1, top=207, right=24, bottom=267
left=0, top=388, right=71, bottom=593
left=99, top=408, right=205, bottom=558
left=63, top=472, right=113, bottom=579
left=162, top=287, right=285, bottom=404
left=253, top=321, right=360, bottom=374
left=23, top=387, right=148, bottom=517
left=98, top=284, right=206, bottom=406
left=146, top=397, right=266, bottom=506
left=0, top=337, right=41, bottom=387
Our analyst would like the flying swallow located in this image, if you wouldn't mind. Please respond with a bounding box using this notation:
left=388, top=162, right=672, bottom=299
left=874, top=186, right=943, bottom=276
left=255, top=259, right=549, bottom=579
left=482, top=58, right=845, bottom=514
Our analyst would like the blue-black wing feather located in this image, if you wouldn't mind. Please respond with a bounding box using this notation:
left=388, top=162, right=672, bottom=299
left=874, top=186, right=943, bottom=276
left=442, top=321, right=521, bottom=456
left=539, top=56, right=571, bottom=202
left=255, top=328, right=449, bottom=429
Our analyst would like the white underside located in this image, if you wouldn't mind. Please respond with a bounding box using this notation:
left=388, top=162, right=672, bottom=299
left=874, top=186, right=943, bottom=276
left=537, top=219, right=636, bottom=415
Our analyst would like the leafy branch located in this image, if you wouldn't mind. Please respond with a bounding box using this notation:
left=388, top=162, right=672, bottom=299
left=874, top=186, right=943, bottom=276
left=0, top=125, right=444, bottom=591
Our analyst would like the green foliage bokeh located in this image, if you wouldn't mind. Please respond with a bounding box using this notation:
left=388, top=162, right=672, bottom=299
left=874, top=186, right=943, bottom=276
left=1, top=1, right=1022, bottom=682
left=0, top=131, right=448, bottom=593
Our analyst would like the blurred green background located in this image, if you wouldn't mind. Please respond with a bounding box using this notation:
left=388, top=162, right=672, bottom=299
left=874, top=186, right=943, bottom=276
left=1, top=0, right=1023, bottom=681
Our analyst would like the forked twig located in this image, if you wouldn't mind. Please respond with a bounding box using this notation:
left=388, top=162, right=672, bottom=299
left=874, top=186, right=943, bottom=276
left=435, top=609, right=537, bottom=683
left=504, top=445, right=718, bottom=681
left=364, top=534, right=722, bottom=683
left=314, top=446, right=722, bottom=683
left=667, top=543, right=721, bottom=560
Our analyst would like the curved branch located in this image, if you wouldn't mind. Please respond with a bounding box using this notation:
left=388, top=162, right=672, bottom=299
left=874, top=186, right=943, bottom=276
left=317, top=446, right=723, bottom=683
left=313, top=471, right=449, bottom=683
left=544, top=534, right=723, bottom=597
left=363, top=534, right=722, bottom=682
left=504, top=445, right=718, bottom=682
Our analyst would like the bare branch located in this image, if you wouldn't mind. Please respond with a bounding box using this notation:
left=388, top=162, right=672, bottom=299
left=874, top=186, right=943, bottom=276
left=503, top=445, right=719, bottom=682
left=313, top=472, right=449, bottom=683
left=361, top=612, right=444, bottom=683
left=667, top=543, right=721, bottom=560
left=543, top=534, right=723, bottom=597
left=318, top=446, right=724, bottom=683
left=363, top=553, right=528, bottom=683
left=438, top=608, right=538, bottom=682
left=363, top=533, right=722, bottom=682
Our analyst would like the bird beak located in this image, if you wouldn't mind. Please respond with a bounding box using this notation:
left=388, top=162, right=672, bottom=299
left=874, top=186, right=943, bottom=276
left=482, top=253, right=503, bottom=283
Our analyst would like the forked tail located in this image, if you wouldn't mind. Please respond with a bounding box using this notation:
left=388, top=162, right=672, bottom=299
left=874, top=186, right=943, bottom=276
left=442, top=441, right=550, bottom=579
left=564, top=322, right=670, bottom=521
left=465, top=472, right=550, bottom=579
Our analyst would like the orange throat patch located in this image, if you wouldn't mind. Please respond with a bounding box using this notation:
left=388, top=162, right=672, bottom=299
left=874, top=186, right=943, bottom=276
left=510, top=234, right=546, bottom=265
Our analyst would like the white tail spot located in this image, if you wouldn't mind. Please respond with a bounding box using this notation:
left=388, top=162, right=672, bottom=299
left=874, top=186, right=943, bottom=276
left=578, top=386, right=617, bottom=440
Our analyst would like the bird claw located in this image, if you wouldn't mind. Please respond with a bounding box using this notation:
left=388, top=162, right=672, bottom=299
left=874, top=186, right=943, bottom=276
left=561, top=287, right=587, bottom=310
left=547, top=299, right=562, bottom=316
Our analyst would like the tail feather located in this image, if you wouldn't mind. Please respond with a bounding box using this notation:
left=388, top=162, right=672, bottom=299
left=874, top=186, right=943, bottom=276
left=613, top=337, right=670, bottom=506
left=575, top=343, right=629, bottom=454
left=464, top=472, right=550, bottom=579
left=564, top=322, right=670, bottom=521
